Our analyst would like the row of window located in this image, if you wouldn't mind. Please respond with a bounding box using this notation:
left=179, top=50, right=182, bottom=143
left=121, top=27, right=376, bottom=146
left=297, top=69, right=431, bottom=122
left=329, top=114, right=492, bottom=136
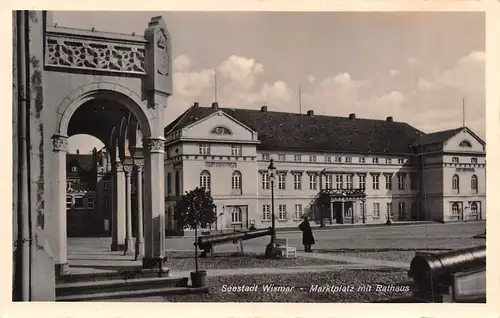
left=66, top=195, right=94, bottom=209
left=452, top=174, right=479, bottom=193
left=451, top=202, right=480, bottom=215
left=261, top=204, right=304, bottom=221
left=198, top=144, right=243, bottom=156
left=261, top=172, right=418, bottom=191
left=451, top=157, right=479, bottom=164
left=262, top=153, right=408, bottom=165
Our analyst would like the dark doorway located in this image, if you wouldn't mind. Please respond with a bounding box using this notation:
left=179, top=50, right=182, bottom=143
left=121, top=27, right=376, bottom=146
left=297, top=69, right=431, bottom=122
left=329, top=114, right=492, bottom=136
left=333, top=202, right=343, bottom=224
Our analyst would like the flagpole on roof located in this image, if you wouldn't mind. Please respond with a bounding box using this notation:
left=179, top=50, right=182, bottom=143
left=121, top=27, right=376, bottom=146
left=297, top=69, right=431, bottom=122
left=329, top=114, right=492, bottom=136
left=214, top=69, right=218, bottom=103
left=299, top=84, right=302, bottom=114
left=462, top=97, right=465, bottom=128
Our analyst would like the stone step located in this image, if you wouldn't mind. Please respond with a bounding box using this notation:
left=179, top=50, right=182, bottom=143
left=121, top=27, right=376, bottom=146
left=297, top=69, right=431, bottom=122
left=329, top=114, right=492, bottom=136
left=57, top=267, right=170, bottom=284
left=56, top=286, right=209, bottom=302
left=56, top=276, right=188, bottom=297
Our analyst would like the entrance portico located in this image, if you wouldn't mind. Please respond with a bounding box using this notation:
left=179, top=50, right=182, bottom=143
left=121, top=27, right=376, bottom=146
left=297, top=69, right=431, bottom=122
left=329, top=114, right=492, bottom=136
left=43, top=14, right=173, bottom=274
left=320, top=188, right=367, bottom=225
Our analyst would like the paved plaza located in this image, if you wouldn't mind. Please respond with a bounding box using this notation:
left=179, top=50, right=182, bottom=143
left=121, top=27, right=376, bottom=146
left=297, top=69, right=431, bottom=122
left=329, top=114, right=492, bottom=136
left=67, top=221, right=486, bottom=302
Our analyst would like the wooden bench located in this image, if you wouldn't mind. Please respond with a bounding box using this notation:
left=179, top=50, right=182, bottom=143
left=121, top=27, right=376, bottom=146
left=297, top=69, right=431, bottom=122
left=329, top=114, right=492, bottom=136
left=274, top=238, right=297, bottom=258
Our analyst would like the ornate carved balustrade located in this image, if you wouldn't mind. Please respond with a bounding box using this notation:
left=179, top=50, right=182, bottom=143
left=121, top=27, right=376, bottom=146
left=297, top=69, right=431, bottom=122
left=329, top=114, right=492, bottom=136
left=320, top=188, right=366, bottom=198
left=44, top=26, right=147, bottom=76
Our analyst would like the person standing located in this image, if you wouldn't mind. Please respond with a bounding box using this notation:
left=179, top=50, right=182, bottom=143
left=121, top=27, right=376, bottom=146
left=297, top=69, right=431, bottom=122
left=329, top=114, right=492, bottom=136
left=299, top=216, right=315, bottom=252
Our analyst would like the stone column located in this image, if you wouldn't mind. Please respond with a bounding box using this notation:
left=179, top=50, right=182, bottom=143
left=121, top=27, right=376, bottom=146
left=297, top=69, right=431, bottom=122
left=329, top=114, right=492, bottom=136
left=142, top=137, right=167, bottom=270
left=124, top=164, right=134, bottom=255
left=52, top=134, right=69, bottom=275
left=111, top=162, right=126, bottom=251
left=134, top=159, right=145, bottom=260
left=329, top=200, right=334, bottom=224
left=341, top=201, right=345, bottom=224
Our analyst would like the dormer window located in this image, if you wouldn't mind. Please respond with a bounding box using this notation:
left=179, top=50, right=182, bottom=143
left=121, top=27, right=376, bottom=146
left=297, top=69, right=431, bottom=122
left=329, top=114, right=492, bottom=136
left=211, top=126, right=232, bottom=135
left=459, top=140, right=472, bottom=148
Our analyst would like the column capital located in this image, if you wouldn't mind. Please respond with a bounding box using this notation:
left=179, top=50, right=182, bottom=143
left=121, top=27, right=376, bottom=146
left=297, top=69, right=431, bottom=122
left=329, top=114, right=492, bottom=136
left=114, top=162, right=124, bottom=172
left=143, top=137, right=166, bottom=153
left=123, top=164, right=134, bottom=175
left=52, top=134, right=68, bottom=152
left=133, top=158, right=145, bottom=169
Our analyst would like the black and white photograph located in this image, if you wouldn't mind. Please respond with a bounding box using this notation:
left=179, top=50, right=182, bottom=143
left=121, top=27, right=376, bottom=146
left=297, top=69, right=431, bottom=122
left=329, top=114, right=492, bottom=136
left=12, top=8, right=488, bottom=306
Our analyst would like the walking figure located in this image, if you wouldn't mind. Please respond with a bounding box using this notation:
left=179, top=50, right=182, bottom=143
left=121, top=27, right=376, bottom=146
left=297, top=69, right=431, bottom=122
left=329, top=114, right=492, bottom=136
left=299, top=216, right=315, bottom=252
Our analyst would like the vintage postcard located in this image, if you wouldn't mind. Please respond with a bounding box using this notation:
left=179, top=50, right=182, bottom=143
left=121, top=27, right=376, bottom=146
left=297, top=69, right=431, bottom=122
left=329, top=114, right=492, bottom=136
left=9, top=4, right=497, bottom=318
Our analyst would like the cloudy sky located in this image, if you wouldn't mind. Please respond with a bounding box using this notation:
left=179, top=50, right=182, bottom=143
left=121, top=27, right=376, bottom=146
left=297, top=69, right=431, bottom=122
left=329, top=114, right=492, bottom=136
left=52, top=11, right=485, bottom=154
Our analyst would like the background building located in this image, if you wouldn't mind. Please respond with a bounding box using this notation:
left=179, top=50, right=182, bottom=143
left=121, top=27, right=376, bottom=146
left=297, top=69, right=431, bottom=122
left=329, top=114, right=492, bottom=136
left=164, top=103, right=486, bottom=233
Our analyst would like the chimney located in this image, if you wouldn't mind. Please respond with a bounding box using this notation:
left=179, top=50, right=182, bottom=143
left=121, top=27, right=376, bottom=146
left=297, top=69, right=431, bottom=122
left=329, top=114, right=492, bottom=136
left=349, top=113, right=356, bottom=120
left=261, top=105, right=268, bottom=112
left=193, top=101, right=199, bottom=108
left=212, top=102, right=219, bottom=110
left=76, top=149, right=80, bottom=154
left=386, top=116, right=393, bottom=123
left=307, top=110, right=314, bottom=116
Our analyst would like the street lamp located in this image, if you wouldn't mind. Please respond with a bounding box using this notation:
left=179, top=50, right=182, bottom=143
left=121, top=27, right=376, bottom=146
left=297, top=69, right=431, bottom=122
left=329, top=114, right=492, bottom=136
left=265, top=159, right=277, bottom=257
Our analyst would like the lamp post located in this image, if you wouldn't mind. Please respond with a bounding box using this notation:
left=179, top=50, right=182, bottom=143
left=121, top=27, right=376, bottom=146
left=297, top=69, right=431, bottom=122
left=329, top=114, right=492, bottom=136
left=265, top=159, right=278, bottom=257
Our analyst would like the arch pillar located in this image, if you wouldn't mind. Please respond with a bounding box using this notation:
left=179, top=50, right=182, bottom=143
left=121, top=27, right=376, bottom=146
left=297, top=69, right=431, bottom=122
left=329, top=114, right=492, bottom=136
left=142, top=137, right=167, bottom=270
left=111, top=156, right=126, bottom=251
left=51, top=133, right=69, bottom=275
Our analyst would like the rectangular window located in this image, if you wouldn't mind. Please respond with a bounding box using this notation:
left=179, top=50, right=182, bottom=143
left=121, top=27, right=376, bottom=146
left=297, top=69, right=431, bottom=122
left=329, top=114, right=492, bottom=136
left=103, top=180, right=109, bottom=190
left=262, top=173, right=270, bottom=190
left=398, top=202, right=405, bottom=217
left=398, top=158, right=405, bottom=164
left=294, top=204, right=303, bottom=220
left=86, top=196, right=95, bottom=209
left=294, top=173, right=302, bottom=190
left=104, top=198, right=110, bottom=209
left=359, top=157, right=366, bottom=163
left=66, top=181, right=73, bottom=191
left=346, top=174, right=353, bottom=189
left=278, top=154, right=286, bottom=162
left=452, top=157, right=459, bottom=163
left=387, top=202, right=392, bottom=217
left=471, top=157, right=478, bottom=164
left=294, top=155, right=302, bottom=162
left=372, top=174, right=380, bottom=190
left=74, top=197, right=84, bottom=209
left=278, top=173, right=286, bottom=190
left=199, top=144, right=211, bottom=155
left=345, top=157, right=352, bottom=163
left=167, top=173, right=171, bottom=194
left=231, top=207, right=242, bottom=224
left=325, top=156, right=332, bottom=163
left=231, top=145, right=242, bottom=156
left=262, top=205, right=271, bottom=221
left=309, top=174, right=317, bottom=190
left=373, top=157, right=379, bottom=164
left=410, top=173, right=417, bottom=190
left=335, top=174, right=343, bottom=189
left=398, top=174, right=406, bottom=190
left=385, top=158, right=392, bottom=164
left=325, top=174, right=333, bottom=189
left=385, top=174, right=392, bottom=190
left=359, top=174, right=366, bottom=189
left=278, top=204, right=287, bottom=220
left=373, top=203, right=380, bottom=218
left=335, top=156, right=342, bottom=163
left=344, top=205, right=353, bottom=219
left=309, top=155, right=317, bottom=162
left=262, top=153, right=270, bottom=161
left=66, top=196, right=72, bottom=208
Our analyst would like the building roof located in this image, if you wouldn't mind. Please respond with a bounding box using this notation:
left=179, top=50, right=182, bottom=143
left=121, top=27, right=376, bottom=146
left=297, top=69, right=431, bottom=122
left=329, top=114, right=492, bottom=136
left=67, top=154, right=95, bottom=172
left=411, top=127, right=464, bottom=147
left=165, top=106, right=428, bottom=155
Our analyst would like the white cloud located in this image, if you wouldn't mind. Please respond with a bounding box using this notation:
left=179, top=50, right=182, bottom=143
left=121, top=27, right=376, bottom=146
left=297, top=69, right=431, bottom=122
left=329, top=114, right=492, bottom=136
left=307, top=75, right=316, bottom=83
left=390, top=69, right=400, bottom=76
left=417, top=78, right=433, bottom=91
left=408, top=57, right=418, bottom=66
left=173, top=54, right=191, bottom=72
left=217, top=55, right=264, bottom=93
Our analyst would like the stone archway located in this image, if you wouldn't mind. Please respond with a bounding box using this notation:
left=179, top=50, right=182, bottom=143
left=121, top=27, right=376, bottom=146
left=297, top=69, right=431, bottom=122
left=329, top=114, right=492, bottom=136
left=45, top=15, right=173, bottom=275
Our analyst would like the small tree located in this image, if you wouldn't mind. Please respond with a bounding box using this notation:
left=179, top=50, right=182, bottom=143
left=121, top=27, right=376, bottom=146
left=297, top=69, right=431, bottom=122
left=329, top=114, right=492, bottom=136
left=174, top=187, right=217, bottom=272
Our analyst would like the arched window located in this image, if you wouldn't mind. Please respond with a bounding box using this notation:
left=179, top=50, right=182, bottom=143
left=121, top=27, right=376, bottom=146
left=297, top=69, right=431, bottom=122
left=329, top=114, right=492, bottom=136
left=231, top=171, right=242, bottom=191
left=459, top=140, right=472, bottom=148
left=200, top=170, right=211, bottom=192
left=471, top=175, right=478, bottom=193
left=452, top=174, right=460, bottom=193
left=452, top=202, right=460, bottom=215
